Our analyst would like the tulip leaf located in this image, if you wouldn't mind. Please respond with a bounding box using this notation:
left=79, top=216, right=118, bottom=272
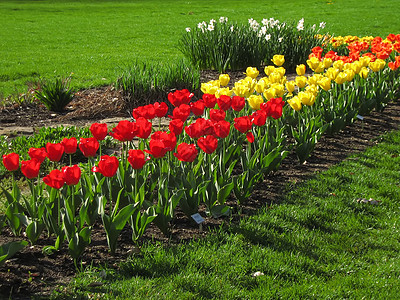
left=0, top=240, right=28, bottom=266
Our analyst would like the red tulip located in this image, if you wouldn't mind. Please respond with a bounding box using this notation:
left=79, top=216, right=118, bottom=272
left=136, top=117, right=152, bottom=139
left=234, top=116, right=252, bottom=133
left=169, top=119, right=184, bottom=136
left=153, top=102, right=169, bottom=118
left=197, top=135, right=218, bottom=154
left=28, top=147, right=47, bottom=163
left=184, top=118, right=214, bottom=139
left=110, top=120, right=137, bottom=142
left=145, top=139, right=168, bottom=158
left=246, top=132, right=255, bottom=143
left=90, top=123, right=108, bottom=141
left=46, top=142, right=64, bottom=162
left=190, top=100, right=205, bottom=116
left=62, top=137, right=78, bottom=154
left=62, top=165, right=81, bottom=185
left=261, top=97, right=284, bottom=119
left=210, top=109, right=226, bottom=122
left=174, top=143, right=198, bottom=162
left=251, top=110, right=267, bottom=127
left=168, top=89, right=193, bottom=107
left=231, top=96, right=245, bottom=112
left=92, top=155, right=119, bottom=177
left=132, top=104, right=156, bottom=120
left=213, top=120, right=230, bottom=138
left=43, top=169, right=65, bottom=189
left=79, top=137, right=99, bottom=158
left=128, top=149, right=147, bottom=169
left=217, top=95, right=232, bottom=111
left=202, top=94, right=217, bottom=108
left=170, top=104, right=191, bottom=121
left=2, top=153, right=19, bottom=171
left=21, top=158, right=41, bottom=179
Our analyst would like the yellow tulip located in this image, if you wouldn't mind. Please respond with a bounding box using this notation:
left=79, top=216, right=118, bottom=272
left=272, top=83, right=285, bottom=97
left=248, top=94, right=264, bottom=110
left=298, top=91, right=313, bottom=106
left=325, top=67, right=339, bottom=80
left=351, top=61, right=362, bottom=74
left=255, top=77, right=269, bottom=94
left=287, top=96, right=302, bottom=111
left=275, top=67, right=286, bottom=77
left=215, top=87, right=233, bottom=98
left=369, top=59, right=386, bottom=72
left=285, top=80, right=296, bottom=93
left=344, top=69, right=355, bottom=82
left=318, top=77, right=332, bottom=91
left=359, top=56, right=371, bottom=67
left=296, top=64, right=306, bottom=76
left=334, top=72, right=347, bottom=84
left=322, top=58, right=333, bottom=69
left=295, top=76, right=307, bottom=88
left=232, top=85, right=249, bottom=98
left=308, top=74, right=323, bottom=86
left=359, top=67, right=369, bottom=79
left=245, top=67, right=259, bottom=79
left=307, top=57, right=321, bottom=71
left=219, top=74, right=230, bottom=86
left=263, top=87, right=276, bottom=100
left=264, top=65, right=275, bottom=76
left=201, top=82, right=219, bottom=95
left=306, top=84, right=318, bottom=96
left=333, top=60, right=344, bottom=71
left=272, top=54, right=285, bottom=66
left=269, top=72, right=282, bottom=84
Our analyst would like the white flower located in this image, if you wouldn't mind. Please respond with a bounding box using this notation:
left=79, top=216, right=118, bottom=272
left=207, top=24, right=215, bottom=31
left=259, top=26, right=267, bottom=36
left=261, top=18, right=269, bottom=26
left=312, top=24, right=316, bottom=30
left=297, top=18, right=304, bottom=31
left=185, top=27, right=191, bottom=32
left=278, top=37, right=283, bottom=42
left=319, top=21, right=326, bottom=29
left=265, top=34, right=271, bottom=41
left=248, top=18, right=260, bottom=31
left=219, top=16, right=228, bottom=23
left=209, top=19, right=216, bottom=25
left=230, top=25, right=235, bottom=32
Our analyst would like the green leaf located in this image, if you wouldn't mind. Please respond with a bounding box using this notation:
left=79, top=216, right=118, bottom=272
left=0, top=241, right=28, bottom=266
left=217, top=181, right=234, bottom=205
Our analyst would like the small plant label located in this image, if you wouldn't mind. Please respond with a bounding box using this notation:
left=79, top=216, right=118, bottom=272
left=356, top=115, right=364, bottom=120
left=191, top=213, right=205, bottom=224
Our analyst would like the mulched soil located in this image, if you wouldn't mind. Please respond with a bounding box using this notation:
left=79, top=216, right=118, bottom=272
left=0, top=71, right=399, bottom=299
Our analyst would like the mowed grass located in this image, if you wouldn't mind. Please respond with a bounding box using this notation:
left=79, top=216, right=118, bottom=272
left=1, top=0, right=399, bottom=98
left=52, top=129, right=400, bottom=299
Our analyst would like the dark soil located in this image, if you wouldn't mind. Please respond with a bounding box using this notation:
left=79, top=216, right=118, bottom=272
left=0, top=71, right=399, bottom=299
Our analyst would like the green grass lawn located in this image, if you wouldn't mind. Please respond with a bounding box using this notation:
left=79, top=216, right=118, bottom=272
left=51, top=128, right=400, bottom=299
left=1, top=0, right=399, bottom=98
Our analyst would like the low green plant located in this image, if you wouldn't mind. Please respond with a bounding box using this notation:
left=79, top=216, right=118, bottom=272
left=116, top=60, right=200, bottom=109
left=35, top=77, right=74, bottom=112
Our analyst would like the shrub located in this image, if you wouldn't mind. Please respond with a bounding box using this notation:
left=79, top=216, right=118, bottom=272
left=34, top=77, right=74, bottom=112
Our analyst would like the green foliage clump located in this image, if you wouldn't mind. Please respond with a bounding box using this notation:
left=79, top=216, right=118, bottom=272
left=35, top=77, right=74, bottom=112
left=116, top=59, right=200, bottom=109
left=179, top=17, right=326, bottom=72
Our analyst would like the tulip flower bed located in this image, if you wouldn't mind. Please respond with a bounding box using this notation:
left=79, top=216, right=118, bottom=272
left=1, top=33, right=400, bottom=267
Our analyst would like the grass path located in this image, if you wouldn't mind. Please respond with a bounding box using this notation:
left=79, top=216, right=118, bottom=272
left=1, top=0, right=399, bottom=97
left=55, top=128, right=400, bottom=299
